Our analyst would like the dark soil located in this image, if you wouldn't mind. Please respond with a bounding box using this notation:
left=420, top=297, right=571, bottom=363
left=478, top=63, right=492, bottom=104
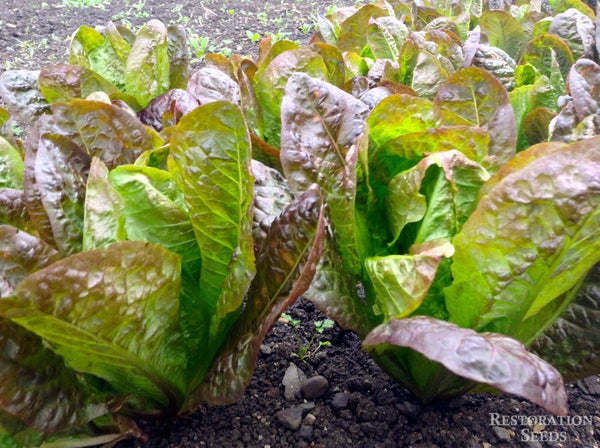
left=1, top=1, right=600, bottom=447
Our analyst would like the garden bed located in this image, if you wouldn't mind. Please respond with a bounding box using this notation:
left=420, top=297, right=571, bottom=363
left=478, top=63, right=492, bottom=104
left=1, top=1, right=600, bottom=447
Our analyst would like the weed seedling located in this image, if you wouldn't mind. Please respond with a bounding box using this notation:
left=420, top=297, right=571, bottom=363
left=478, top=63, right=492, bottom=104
left=281, top=313, right=334, bottom=360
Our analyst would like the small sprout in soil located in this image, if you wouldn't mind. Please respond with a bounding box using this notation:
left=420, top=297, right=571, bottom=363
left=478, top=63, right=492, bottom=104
left=281, top=313, right=334, bottom=360
left=246, top=31, right=260, bottom=42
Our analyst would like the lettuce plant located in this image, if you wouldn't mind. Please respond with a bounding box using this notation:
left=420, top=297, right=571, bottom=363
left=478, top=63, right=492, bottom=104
left=0, top=99, right=326, bottom=447
left=278, top=69, right=600, bottom=416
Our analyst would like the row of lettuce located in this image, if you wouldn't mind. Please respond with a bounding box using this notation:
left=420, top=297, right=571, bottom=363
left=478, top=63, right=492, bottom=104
left=1, top=0, right=600, bottom=445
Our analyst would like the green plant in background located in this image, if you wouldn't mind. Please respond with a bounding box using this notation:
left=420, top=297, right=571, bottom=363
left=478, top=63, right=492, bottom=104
left=281, top=313, right=334, bottom=360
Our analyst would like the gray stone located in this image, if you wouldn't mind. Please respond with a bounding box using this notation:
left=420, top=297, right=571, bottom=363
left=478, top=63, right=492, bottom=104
left=259, top=344, right=273, bottom=355
left=275, top=403, right=315, bottom=431
left=395, top=401, right=421, bottom=417
left=301, top=375, right=329, bottom=399
left=297, top=424, right=314, bottom=439
left=492, top=426, right=513, bottom=441
left=282, top=363, right=306, bottom=400
left=331, top=392, right=350, bottom=410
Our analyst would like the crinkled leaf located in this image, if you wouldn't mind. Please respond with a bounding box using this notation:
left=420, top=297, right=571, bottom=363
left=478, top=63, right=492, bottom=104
left=434, top=67, right=516, bottom=173
left=366, top=254, right=443, bottom=320
left=187, top=67, right=240, bottom=105
left=0, top=70, right=48, bottom=123
left=0, top=318, right=118, bottom=432
left=30, top=134, right=90, bottom=255
left=281, top=73, right=369, bottom=275
left=470, top=45, right=517, bottom=91
left=169, top=102, right=255, bottom=341
left=87, top=38, right=126, bottom=91
left=547, top=0, right=595, bottom=18
left=0, top=137, right=23, bottom=190
left=0, top=225, right=59, bottom=298
left=251, top=159, right=293, bottom=248
left=83, top=158, right=125, bottom=251
left=255, top=47, right=329, bottom=148
left=37, top=64, right=120, bottom=103
left=445, top=137, right=600, bottom=337
left=138, top=89, right=198, bottom=132
left=45, top=100, right=152, bottom=169
left=363, top=316, right=568, bottom=415
left=567, top=58, right=600, bottom=121
left=308, top=43, right=346, bottom=89
left=125, top=20, right=170, bottom=107
left=0, top=241, right=186, bottom=411
left=520, top=34, right=574, bottom=81
left=185, top=186, right=326, bottom=408
left=0, top=190, right=28, bottom=230
left=167, top=24, right=189, bottom=90
left=548, top=7, right=595, bottom=59
left=338, top=5, right=386, bottom=53
left=108, top=164, right=201, bottom=275
left=68, top=25, right=105, bottom=68
left=479, top=10, right=526, bottom=60
left=528, top=263, right=600, bottom=382
left=366, top=16, right=408, bottom=61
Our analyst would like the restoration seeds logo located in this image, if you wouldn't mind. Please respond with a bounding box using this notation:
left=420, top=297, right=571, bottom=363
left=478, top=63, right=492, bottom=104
left=489, top=413, right=594, bottom=443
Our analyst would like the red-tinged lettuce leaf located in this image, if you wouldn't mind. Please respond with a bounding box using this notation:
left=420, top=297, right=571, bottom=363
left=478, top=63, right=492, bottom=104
left=45, top=100, right=153, bottom=169
left=238, top=59, right=264, bottom=137
left=527, top=263, right=600, bottom=382
left=566, top=58, right=600, bottom=122
left=470, top=45, right=517, bottom=91
left=547, top=0, right=595, bottom=18
left=183, top=186, right=326, bottom=409
left=548, top=8, right=595, bottom=59
left=186, top=67, right=241, bottom=105
left=337, top=5, right=386, bottom=53
left=255, top=40, right=300, bottom=71
left=138, top=89, right=198, bottom=132
left=0, top=241, right=187, bottom=412
left=169, top=102, right=255, bottom=342
left=281, top=73, right=370, bottom=275
left=308, top=43, right=346, bottom=89
left=365, top=254, right=445, bottom=320
left=398, top=31, right=463, bottom=100
left=37, top=64, right=120, bottom=103
left=0, top=190, right=28, bottom=230
left=29, top=134, right=90, bottom=255
left=523, top=107, right=557, bottom=145
left=363, top=316, right=568, bottom=415
left=478, top=10, right=525, bottom=60
left=0, top=225, right=59, bottom=298
left=0, top=137, right=23, bottom=190
left=0, top=318, right=121, bottom=433
left=167, top=24, right=189, bottom=90
left=251, top=159, right=294, bottom=248
left=317, top=15, right=338, bottom=47
left=0, top=70, right=48, bottom=124
left=434, top=67, right=516, bottom=173
left=125, top=20, right=170, bottom=107
left=343, top=51, right=370, bottom=78
left=255, top=47, right=329, bottom=149
left=385, top=151, right=490, bottom=247
left=368, top=94, right=437, bottom=149
left=68, top=25, right=106, bottom=68
left=105, top=22, right=131, bottom=61
left=520, top=34, right=574, bottom=81
left=82, top=158, right=125, bottom=251
left=445, top=137, right=600, bottom=337
left=304, top=237, right=375, bottom=339
left=108, top=164, right=201, bottom=275
left=366, top=16, right=408, bottom=61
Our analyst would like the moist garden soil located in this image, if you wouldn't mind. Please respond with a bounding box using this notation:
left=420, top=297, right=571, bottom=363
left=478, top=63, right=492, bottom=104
left=1, top=1, right=600, bottom=447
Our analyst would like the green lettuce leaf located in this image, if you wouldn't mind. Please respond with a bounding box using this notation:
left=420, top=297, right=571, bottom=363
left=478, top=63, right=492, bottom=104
left=337, top=4, right=385, bottom=53
left=520, top=34, right=574, bottom=80
left=479, top=10, right=526, bottom=60
left=184, top=185, right=326, bottom=409
left=38, top=64, right=120, bottom=103
left=167, top=24, right=189, bottom=90
left=83, top=158, right=125, bottom=251
left=169, top=101, right=255, bottom=342
left=125, top=20, right=170, bottom=107
left=445, top=137, right=600, bottom=336
left=0, top=137, right=23, bottom=190
left=0, top=241, right=186, bottom=412
left=434, top=67, right=516, bottom=173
